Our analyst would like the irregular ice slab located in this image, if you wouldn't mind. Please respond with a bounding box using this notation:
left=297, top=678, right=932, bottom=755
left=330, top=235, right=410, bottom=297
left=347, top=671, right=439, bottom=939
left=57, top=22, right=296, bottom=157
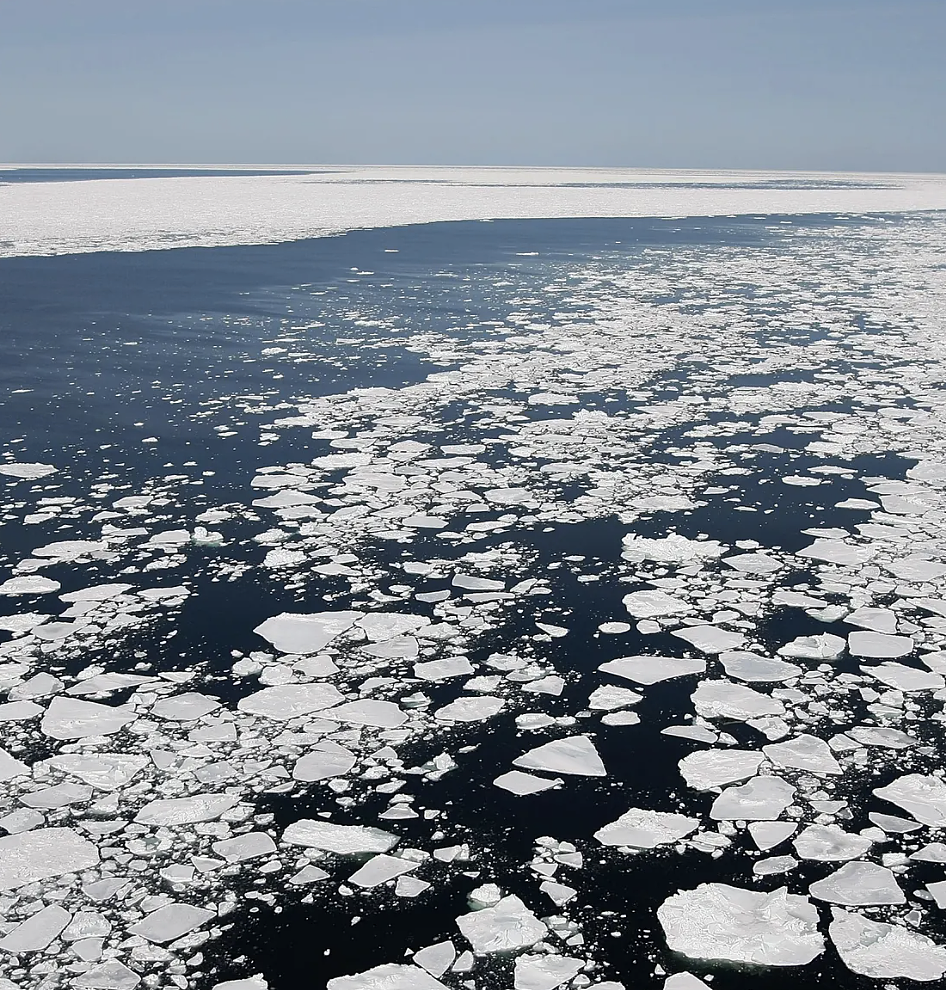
left=47, top=754, right=148, bottom=789
left=212, top=980, right=268, bottom=990
left=238, top=683, right=344, bottom=720
left=41, top=697, right=135, bottom=739
left=514, top=954, right=584, bottom=990
left=873, top=774, right=946, bottom=826
left=809, top=862, right=904, bottom=905
left=282, top=820, right=398, bottom=854
left=513, top=735, right=606, bottom=777
left=0, top=904, right=71, bottom=953
left=778, top=633, right=846, bottom=659
left=348, top=854, right=418, bottom=888
left=718, top=652, right=800, bottom=683
left=0, top=461, right=57, bottom=479
left=830, top=908, right=946, bottom=981
left=129, top=904, right=215, bottom=943
left=678, top=750, right=764, bottom=790
left=0, top=575, right=61, bottom=595
left=724, top=552, right=781, bottom=575
left=435, top=696, right=505, bottom=722
left=599, top=656, right=705, bottom=685
left=865, top=661, right=942, bottom=692
left=327, top=699, right=407, bottom=728
left=293, top=745, right=356, bottom=782
left=74, top=960, right=141, bottom=989
left=763, top=735, right=841, bottom=775
left=621, top=534, right=725, bottom=563
left=328, top=964, right=447, bottom=990
left=664, top=976, right=710, bottom=990
left=691, top=681, right=783, bottom=720
left=848, top=632, right=914, bottom=659
left=748, top=822, right=797, bottom=852
left=134, top=794, right=239, bottom=825
left=493, top=771, right=561, bottom=796
left=152, top=692, right=220, bottom=721
left=456, top=894, right=547, bottom=954
left=588, top=684, right=642, bottom=710
left=253, top=611, right=362, bottom=654
left=672, top=625, right=745, bottom=654
left=793, top=825, right=872, bottom=862
left=0, top=748, right=29, bottom=781
left=797, top=540, right=874, bottom=566
left=848, top=726, right=918, bottom=749
left=212, top=832, right=277, bottom=862
left=413, top=657, right=474, bottom=681
left=885, top=555, right=946, bottom=581
left=657, top=884, right=824, bottom=966
left=622, top=590, right=689, bottom=619
left=414, top=941, right=455, bottom=978
left=0, top=828, right=99, bottom=889
left=594, top=808, right=699, bottom=848
left=711, top=776, right=795, bottom=820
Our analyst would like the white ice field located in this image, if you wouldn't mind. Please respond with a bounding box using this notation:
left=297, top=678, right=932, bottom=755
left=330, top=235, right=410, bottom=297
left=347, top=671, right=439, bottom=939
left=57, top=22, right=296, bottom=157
left=0, top=168, right=946, bottom=988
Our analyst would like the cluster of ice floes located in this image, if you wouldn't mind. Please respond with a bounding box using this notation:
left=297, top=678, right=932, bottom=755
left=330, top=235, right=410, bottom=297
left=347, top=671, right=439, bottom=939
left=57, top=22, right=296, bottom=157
left=5, top=209, right=946, bottom=989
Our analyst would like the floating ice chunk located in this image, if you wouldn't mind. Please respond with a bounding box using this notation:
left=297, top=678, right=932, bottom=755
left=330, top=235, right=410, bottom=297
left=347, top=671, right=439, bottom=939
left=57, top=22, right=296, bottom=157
left=0, top=462, right=57, bottom=479
left=282, top=820, right=398, bottom=854
left=452, top=574, right=505, bottom=592
left=238, top=683, right=344, bottom=719
left=152, top=692, right=221, bottom=721
left=0, top=575, right=61, bottom=596
left=587, top=684, right=641, bottom=710
left=513, top=954, right=584, bottom=990
left=622, top=590, right=689, bottom=619
left=845, top=607, right=897, bottom=633
left=328, top=964, right=448, bottom=990
left=523, top=675, right=565, bottom=696
left=396, top=876, right=431, bottom=898
left=435, top=696, right=505, bottom=722
left=21, top=782, right=91, bottom=808
left=664, top=976, right=709, bottom=990
left=885, top=555, right=946, bottom=581
left=829, top=907, right=946, bottom=981
left=599, top=656, right=705, bottom=685
left=0, top=827, right=99, bottom=889
left=456, top=894, right=547, bottom=954
left=678, top=750, right=764, bottom=790
left=927, top=879, right=946, bottom=909
left=212, top=979, right=268, bottom=990
left=911, top=842, right=946, bottom=863
left=869, top=813, right=920, bottom=833
left=793, top=825, right=872, bottom=862
left=874, top=774, right=946, bottom=826
left=293, top=745, right=356, bottom=781
left=718, top=652, right=800, bottom=683
left=711, top=776, right=795, bottom=820
left=327, top=700, right=407, bottom=728
left=809, top=861, right=904, bottom=905
left=662, top=725, right=717, bottom=744
left=601, top=710, right=641, bottom=726
left=598, top=622, right=631, bottom=634
left=724, top=553, right=781, bottom=575
left=414, top=941, right=456, bottom=978
left=778, top=633, right=846, bottom=659
left=134, top=794, right=239, bottom=825
left=414, top=657, right=474, bottom=681
left=74, top=961, right=141, bottom=989
left=540, top=881, right=576, bottom=906
left=68, top=673, right=157, bottom=696
left=865, top=661, right=942, bottom=691
left=358, top=613, right=430, bottom=641
left=63, top=912, right=111, bottom=942
left=797, top=540, right=874, bottom=566
left=691, top=681, right=783, bottom=720
left=513, top=735, right=606, bottom=777
left=212, top=832, right=276, bottom=862
left=621, top=534, right=725, bottom=564
left=763, top=734, right=841, bottom=775
left=41, top=697, right=135, bottom=739
left=254, top=611, right=362, bottom=654
left=45, top=754, right=148, bottom=790
left=847, top=726, right=918, bottom=749
left=748, top=822, right=797, bottom=851
left=848, top=632, right=914, bottom=659
left=0, top=748, right=29, bottom=781
left=595, top=808, right=699, bottom=848
left=289, top=865, right=330, bottom=885
left=753, top=855, right=797, bottom=876
left=128, top=904, right=215, bottom=943
left=348, top=854, right=418, bottom=888
left=484, top=488, right=533, bottom=505
left=672, top=626, right=745, bottom=654
left=657, top=884, right=823, bottom=965
left=0, top=904, right=71, bottom=953
left=0, top=700, right=43, bottom=722
left=493, top=771, right=561, bottom=796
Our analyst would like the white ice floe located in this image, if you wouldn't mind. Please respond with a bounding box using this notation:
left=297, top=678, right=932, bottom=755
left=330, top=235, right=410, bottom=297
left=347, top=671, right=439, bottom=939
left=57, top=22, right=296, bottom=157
left=809, top=861, right=904, bottom=905
left=435, top=696, right=505, bottom=722
left=797, top=540, right=874, bottom=566
left=622, top=590, right=689, bottom=619
left=873, top=774, right=946, bottom=827
left=777, top=633, right=846, bottom=659
left=747, top=822, right=797, bottom=851
left=691, top=681, right=783, bottom=720
left=493, top=771, right=561, bottom=796
left=0, top=461, right=57, bottom=479
left=594, top=808, right=699, bottom=848
left=134, top=794, right=239, bottom=825
left=513, top=954, right=584, bottom=990
left=40, top=697, right=136, bottom=739
left=829, top=908, right=946, bottom=981
left=128, top=903, right=215, bottom=944
left=710, top=776, right=795, bottom=820
left=253, top=611, right=362, bottom=654
left=456, top=894, right=547, bottom=954
left=0, top=575, right=61, bottom=595
left=671, top=626, right=745, bottom=654
left=292, top=745, right=357, bottom=782
left=282, top=820, right=398, bottom=854
left=793, top=825, right=873, bottom=862
left=0, top=904, right=71, bottom=952
left=599, top=656, right=705, bottom=685
left=212, top=832, right=277, bottom=863
left=238, top=683, right=344, bottom=719
left=513, top=735, right=606, bottom=777
left=847, top=631, right=914, bottom=659
left=678, top=749, right=764, bottom=790
left=327, top=699, right=408, bottom=728
left=864, top=661, right=943, bottom=692
left=718, top=651, right=800, bottom=683
left=0, top=827, right=99, bottom=889
left=657, top=884, right=824, bottom=965
left=348, top=854, right=418, bottom=888
left=588, top=685, right=642, bottom=710
left=763, top=734, right=841, bottom=775
left=413, top=657, right=474, bottom=681
left=328, top=964, right=447, bottom=990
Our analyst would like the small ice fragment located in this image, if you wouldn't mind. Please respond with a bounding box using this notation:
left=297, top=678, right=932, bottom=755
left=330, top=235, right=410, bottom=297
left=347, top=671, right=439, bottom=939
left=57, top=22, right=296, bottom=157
left=212, top=832, right=277, bottom=862
left=414, top=941, right=456, bottom=978
left=623, top=590, right=689, bottom=619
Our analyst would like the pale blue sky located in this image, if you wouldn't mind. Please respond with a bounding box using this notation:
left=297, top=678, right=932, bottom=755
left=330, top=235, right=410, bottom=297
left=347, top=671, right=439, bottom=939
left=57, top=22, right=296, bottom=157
left=2, top=0, right=943, bottom=171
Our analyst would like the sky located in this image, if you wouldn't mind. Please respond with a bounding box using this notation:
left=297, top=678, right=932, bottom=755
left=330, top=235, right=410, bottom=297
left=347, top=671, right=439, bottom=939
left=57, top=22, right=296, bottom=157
left=1, top=0, right=944, bottom=172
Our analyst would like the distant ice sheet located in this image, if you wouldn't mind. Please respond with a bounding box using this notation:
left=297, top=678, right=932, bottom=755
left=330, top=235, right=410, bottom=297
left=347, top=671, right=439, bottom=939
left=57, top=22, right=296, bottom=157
left=2, top=165, right=946, bottom=258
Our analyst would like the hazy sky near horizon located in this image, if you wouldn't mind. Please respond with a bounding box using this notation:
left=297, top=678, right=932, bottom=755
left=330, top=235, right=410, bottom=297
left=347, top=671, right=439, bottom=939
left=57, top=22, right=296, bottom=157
left=2, top=0, right=944, bottom=172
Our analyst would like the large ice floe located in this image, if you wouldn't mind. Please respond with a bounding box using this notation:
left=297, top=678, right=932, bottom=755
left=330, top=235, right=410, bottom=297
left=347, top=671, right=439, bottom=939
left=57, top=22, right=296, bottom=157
left=3, top=173, right=946, bottom=990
